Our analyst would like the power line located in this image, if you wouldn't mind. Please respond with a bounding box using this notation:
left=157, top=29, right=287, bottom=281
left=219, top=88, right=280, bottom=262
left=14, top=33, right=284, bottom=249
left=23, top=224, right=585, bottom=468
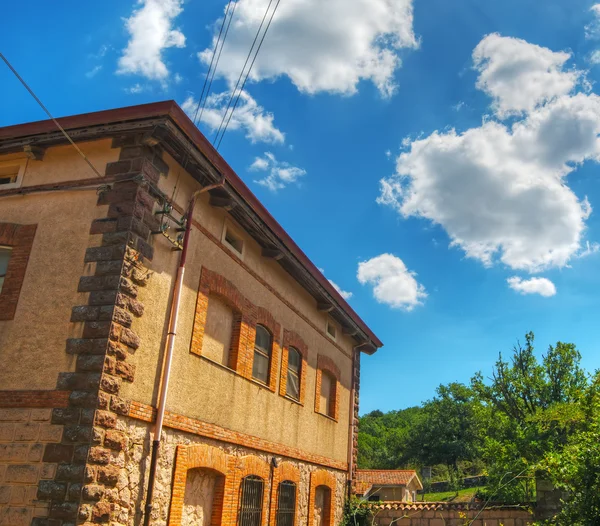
left=0, top=52, right=104, bottom=179
left=212, top=0, right=281, bottom=149
left=190, top=0, right=235, bottom=127
left=197, top=0, right=239, bottom=125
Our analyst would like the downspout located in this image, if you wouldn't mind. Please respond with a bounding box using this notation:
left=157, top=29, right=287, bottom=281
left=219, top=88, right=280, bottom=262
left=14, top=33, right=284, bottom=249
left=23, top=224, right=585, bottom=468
left=347, top=347, right=357, bottom=501
left=143, top=180, right=224, bottom=526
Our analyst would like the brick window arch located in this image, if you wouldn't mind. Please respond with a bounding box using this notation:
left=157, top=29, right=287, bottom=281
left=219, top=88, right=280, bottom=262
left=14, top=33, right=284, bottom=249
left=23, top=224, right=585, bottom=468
left=191, top=267, right=252, bottom=373
left=168, top=444, right=232, bottom=526
left=230, top=456, right=271, bottom=526
left=315, top=355, right=340, bottom=421
left=279, top=330, right=308, bottom=405
left=255, top=307, right=281, bottom=391
left=0, top=222, right=37, bottom=321
left=308, top=470, right=336, bottom=526
left=270, top=462, right=300, bottom=526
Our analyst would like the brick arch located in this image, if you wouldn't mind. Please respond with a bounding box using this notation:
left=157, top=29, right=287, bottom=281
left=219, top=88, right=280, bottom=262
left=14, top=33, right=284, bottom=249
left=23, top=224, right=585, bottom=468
left=0, top=222, right=37, bottom=321
left=308, top=470, right=337, bottom=526
left=226, top=455, right=272, bottom=526
left=269, top=462, right=301, bottom=526
left=168, top=444, right=232, bottom=526
left=315, top=355, right=340, bottom=420
left=279, top=330, right=309, bottom=405
left=256, top=307, right=282, bottom=392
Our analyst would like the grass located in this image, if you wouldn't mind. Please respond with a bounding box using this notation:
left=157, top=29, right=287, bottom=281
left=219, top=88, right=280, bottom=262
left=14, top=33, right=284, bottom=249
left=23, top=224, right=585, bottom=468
left=422, top=486, right=484, bottom=502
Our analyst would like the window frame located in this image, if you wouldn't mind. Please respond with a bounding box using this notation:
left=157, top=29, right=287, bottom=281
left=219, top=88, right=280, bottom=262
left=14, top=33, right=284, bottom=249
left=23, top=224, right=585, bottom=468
left=239, top=475, right=265, bottom=526
left=0, top=223, right=37, bottom=321
left=279, top=330, right=308, bottom=406
left=222, top=221, right=245, bottom=258
left=285, top=346, right=301, bottom=401
left=0, top=159, right=26, bottom=191
left=0, top=245, right=12, bottom=293
left=276, top=480, right=297, bottom=526
left=314, top=355, right=341, bottom=421
left=252, top=324, right=272, bottom=385
left=326, top=321, right=337, bottom=341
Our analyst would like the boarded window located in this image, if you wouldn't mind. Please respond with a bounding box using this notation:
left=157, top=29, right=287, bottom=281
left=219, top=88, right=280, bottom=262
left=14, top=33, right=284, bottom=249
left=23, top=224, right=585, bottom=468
left=252, top=325, right=271, bottom=384
left=314, top=486, right=331, bottom=526
left=239, top=476, right=264, bottom=526
left=320, top=372, right=335, bottom=417
left=286, top=347, right=301, bottom=400
left=276, top=481, right=296, bottom=526
left=182, top=468, right=223, bottom=526
left=202, top=295, right=234, bottom=367
left=0, top=246, right=11, bottom=293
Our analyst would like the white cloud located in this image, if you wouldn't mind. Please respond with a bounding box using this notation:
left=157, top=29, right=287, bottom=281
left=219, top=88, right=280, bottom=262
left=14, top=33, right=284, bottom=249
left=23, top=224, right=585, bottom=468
left=379, top=35, right=600, bottom=274
left=126, top=83, right=145, bottom=94
left=86, top=65, right=102, bottom=79
left=248, top=152, right=306, bottom=191
left=357, top=254, right=426, bottom=311
left=198, top=0, right=418, bottom=97
left=576, top=241, right=600, bottom=258
left=586, top=4, right=600, bottom=40
left=328, top=279, right=353, bottom=300
left=473, top=34, right=581, bottom=117
left=118, top=0, right=185, bottom=81
left=507, top=276, right=556, bottom=297
left=181, top=92, right=284, bottom=144
left=590, top=50, right=600, bottom=65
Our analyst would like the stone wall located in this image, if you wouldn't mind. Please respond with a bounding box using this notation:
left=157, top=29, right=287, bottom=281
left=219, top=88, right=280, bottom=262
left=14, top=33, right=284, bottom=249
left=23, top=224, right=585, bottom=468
left=110, top=416, right=347, bottom=526
left=370, top=502, right=533, bottom=526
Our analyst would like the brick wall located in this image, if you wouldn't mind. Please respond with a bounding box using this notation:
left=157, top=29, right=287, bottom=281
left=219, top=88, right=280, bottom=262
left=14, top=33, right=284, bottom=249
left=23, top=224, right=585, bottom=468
left=0, top=407, right=64, bottom=526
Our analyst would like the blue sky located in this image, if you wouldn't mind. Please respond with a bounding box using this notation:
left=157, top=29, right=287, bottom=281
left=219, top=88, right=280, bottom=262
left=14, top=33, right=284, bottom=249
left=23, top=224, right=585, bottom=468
left=2, top=0, right=600, bottom=413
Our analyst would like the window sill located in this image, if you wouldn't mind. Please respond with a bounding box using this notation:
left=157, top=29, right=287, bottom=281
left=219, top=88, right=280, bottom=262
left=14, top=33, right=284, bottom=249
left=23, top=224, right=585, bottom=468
left=282, top=394, right=303, bottom=407
left=198, top=355, right=275, bottom=393
left=316, top=411, right=338, bottom=423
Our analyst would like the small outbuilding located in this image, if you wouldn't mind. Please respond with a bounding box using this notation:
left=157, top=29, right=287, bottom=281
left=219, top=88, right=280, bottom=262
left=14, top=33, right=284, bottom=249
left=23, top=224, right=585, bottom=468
left=355, top=469, right=423, bottom=502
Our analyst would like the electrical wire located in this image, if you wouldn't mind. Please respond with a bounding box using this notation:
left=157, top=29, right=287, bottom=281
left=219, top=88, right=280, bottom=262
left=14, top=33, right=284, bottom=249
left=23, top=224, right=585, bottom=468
left=197, top=0, right=239, bottom=125
left=212, top=0, right=280, bottom=148
left=0, top=52, right=104, bottom=179
left=190, top=0, right=235, bottom=127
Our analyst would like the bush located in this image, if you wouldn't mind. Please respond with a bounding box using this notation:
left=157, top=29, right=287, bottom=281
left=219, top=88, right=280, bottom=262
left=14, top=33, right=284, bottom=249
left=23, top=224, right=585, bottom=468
left=340, top=497, right=373, bottom=526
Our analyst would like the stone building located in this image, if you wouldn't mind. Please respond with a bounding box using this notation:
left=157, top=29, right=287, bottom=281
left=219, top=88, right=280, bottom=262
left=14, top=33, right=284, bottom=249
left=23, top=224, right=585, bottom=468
left=0, top=101, right=382, bottom=526
left=354, top=470, right=423, bottom=503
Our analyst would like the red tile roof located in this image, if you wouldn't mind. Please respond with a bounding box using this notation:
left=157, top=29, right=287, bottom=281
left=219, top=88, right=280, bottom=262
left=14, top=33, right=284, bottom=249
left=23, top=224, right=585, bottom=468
left=355, top=469, right=422, bottom=494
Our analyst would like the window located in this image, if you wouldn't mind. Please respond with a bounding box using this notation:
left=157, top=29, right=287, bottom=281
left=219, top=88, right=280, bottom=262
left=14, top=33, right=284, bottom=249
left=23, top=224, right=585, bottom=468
left=276, top=481, right=296, bottom=526
left=286, top=347, right=301, bottom=400
left=368, top=495, right=380, bottom=502
left=202, top=295, right=235, bottom=367
left=319, top=371, right=335, bottom=418
left=252, top=325, right=272, bottom=384
left=239, top=476, right=264, bottom=526
left=0, top=161, right=25, bottom=190
left=0, top=246, right=11, bottom=293
left=326, top=321, right=336, bottom=340
left=223, top=224, right=244, bottom=256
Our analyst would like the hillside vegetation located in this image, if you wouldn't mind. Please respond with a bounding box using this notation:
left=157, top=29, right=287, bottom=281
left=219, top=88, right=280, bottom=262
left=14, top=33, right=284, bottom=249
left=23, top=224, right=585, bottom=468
left=358, top=332, right=600, bottom=523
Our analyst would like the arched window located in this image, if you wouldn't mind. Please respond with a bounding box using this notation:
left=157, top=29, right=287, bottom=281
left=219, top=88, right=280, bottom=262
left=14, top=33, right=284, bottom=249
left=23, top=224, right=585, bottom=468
left=239, top=475, right=264, bottom=526
left=276, top=481, right=296, bottom=526
left=252, top=325, right=272, bottom=384
left=286, top=347, right=301, bottom=400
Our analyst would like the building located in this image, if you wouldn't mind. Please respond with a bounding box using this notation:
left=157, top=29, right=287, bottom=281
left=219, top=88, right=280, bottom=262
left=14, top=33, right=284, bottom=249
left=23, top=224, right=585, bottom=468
left=354, top=470, right=423, bottom=503
left=0, top=101, right=382, bottom=526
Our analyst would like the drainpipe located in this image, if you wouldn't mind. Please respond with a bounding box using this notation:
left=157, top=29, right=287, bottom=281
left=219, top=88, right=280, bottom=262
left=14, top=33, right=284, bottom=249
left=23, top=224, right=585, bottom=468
left=346, top=347, right=357, bottom=500
left=143, top=180, right=224, bottom=526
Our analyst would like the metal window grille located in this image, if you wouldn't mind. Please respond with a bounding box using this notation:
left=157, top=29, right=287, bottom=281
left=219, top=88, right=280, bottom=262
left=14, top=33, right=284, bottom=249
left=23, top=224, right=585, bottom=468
left=239, top=476, right=264, bottom=526
left=252, top=325, right=272, bottom=384
left=276, top=481, right=296, bottom=526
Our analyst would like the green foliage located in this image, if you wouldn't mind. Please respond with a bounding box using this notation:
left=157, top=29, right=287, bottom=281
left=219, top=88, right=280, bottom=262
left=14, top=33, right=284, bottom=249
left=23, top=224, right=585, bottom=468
left=358, top=331, right=600, bottom=522
left=340, top=497, right=373, bottom=526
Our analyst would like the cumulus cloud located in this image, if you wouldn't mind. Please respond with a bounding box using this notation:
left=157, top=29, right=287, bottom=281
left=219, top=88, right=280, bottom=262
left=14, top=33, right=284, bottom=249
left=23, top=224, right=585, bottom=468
left=507, top=276, right=556, bottom=297
left=248, top=152, right=305, bottom=191
left=357, top=254, right=426, bottom=311
left=328, top=280, right=353, bottom=300
left=198, top=0, right=418, bottom=97
left=181, top=92, right=284, bottom=144
left=379, top=35, right=599, bottom=274
left=118, top=0, right=185, bottom=80
left=473, top=34, right=581, bottom=117
left=586, top=4, right=600, bottom=40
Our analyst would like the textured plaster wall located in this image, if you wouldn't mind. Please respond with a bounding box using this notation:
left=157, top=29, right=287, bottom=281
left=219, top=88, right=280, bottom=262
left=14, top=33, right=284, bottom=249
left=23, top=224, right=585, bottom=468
left=121, top=153, right=354, bottom=463
left=116, top=417, right=346, bottom=526
left=0, top=141, right=117, bottom=390
left=203, top=294, right=234, bottom=366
